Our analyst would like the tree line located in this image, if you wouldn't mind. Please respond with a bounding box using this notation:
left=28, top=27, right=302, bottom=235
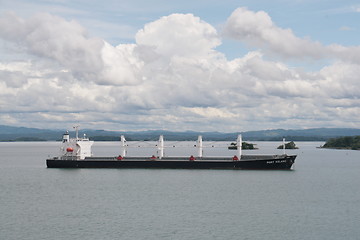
left=322, top=136, right=360, bottom=150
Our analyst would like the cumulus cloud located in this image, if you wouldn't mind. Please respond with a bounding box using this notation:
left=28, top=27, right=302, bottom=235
left=0, top=13, right=103, bottom=73
left=223, top=7, right=360, bottom=64
left=223, top=7, right=326, bottom=59
left=0, top=12, right=141, bottom=86
left=136, top=13, right=220, bottom=58
left=0, top=10, right=360, bottom=131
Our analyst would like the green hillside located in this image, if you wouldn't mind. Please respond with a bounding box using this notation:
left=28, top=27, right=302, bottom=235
left=322, top=136, right=360, bottom=150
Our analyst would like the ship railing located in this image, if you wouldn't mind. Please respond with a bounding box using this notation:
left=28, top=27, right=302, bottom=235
left=60, top=155, right=81, bottom=160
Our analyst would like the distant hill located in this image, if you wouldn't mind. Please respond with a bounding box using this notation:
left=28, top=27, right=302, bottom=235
left=0, top=125, right=64, bottom=141
left=322, top=136, right=360, bottom=150
left=241, top=128, right=360, bottom=141
left=1, top=125, right=360, bottom=141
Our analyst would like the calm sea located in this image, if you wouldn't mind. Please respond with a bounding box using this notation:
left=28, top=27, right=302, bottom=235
left=1, top=141, right=360, bottom=240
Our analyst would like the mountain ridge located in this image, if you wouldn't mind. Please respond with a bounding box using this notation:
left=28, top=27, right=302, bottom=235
left=1, top=125, right=360, bottom=141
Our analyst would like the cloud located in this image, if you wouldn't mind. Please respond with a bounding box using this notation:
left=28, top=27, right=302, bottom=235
left=352, top=6, right=360, bottom=13
left=223, top=7, right=327, bottom=59
left=1, top=10, right=360, bottom=131
left=0, top=12, right=103, bottom=71
left=0, top=12, right=142, bottom=86
left=223, top=7, right=360, bottom=64
left=136, top=13, right=220, bottom=58
left=100, top=42, right=143, bottom=85
left=339, top=26, right=352, bottom=31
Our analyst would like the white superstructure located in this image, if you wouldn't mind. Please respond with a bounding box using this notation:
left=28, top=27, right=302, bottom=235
left=59, top=128, right=94, bottom=160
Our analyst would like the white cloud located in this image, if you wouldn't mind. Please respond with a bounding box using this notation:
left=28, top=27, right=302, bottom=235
left=223, top=7, right=327, bottom=59
left=0, top=12, right=103, bottom=70
left=352, top=6, right=360, bottom=13
left=0, top=12, right=142, bottom=86
left=339, top=26, right=352, bottom=31
left=184, top=107, right=239, bottom=119
left=136, top=13, right=221, bottom=58
left=0, top=10, right=360, bottom=131
left=223, top=7, right=360, bottom=64
left=100, top=42, right=143, bottom=85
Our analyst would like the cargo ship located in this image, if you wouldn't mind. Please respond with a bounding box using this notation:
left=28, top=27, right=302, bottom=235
left=46, top=128, right=296, bottom=170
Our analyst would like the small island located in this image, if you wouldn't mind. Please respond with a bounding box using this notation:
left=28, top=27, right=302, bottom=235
left=277, top=141, right=298, bottom=149
left=228, top=142, right=258, bottom=150
left=322, top=136, right=360, bottom=150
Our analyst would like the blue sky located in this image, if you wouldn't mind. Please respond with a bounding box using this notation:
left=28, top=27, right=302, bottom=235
left=1, top=0, right=360, bottom=132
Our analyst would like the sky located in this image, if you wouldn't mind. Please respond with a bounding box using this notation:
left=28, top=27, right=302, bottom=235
left=0, top=0, right=360, bottom=132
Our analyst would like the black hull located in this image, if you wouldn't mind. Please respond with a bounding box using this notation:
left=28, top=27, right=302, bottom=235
left=46, top=155, right=296, bottom=170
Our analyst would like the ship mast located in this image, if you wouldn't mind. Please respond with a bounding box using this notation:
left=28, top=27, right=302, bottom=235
left=121, top=135, right=127, bottom=157
left=158, top=135, right=164, bottom=159
left=73, top=125, right=79, bottom=140
left=283, top=138, right=286, bottom=155
left=237, top=134, right=242, bottom=160
left=197, top=135, right=203, bottom=158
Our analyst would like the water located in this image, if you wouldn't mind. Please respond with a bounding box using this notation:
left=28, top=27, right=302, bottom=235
left=1, top=141, right=360, bottom=240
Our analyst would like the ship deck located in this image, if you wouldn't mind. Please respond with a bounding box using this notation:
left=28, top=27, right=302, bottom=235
left=83, top=154, right=288, bottom=161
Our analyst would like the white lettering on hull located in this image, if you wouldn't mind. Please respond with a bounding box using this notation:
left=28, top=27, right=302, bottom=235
left=267, top=160, right=287, bottom=164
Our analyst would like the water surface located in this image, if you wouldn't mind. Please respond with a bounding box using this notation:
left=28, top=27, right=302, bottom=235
left=1, top=141, right=359, bottom=239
